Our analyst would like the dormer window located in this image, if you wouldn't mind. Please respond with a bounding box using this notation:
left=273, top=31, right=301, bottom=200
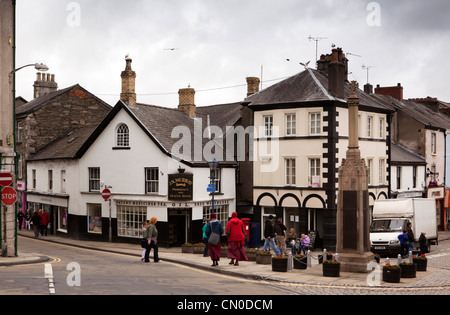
left=116, top=124, right=130, bottom=148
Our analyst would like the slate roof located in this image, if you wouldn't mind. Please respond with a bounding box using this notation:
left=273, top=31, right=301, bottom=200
left=29, top=100, right=243, bottom=166
left=391, top=142, right=426, bottom=165
left=244, top=68, right=395, bottom=113
left=16, top=84, right=111, bottom=117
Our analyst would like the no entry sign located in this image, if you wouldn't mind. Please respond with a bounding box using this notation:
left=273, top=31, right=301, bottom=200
left=1, top=186, right=18, bottom=206
left=102, top=189, right=111, bottom=200
left=0, top=172, right=13, bottom=187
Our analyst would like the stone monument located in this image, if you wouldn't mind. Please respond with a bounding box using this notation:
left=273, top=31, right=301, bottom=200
left=336, top=81, right=374, bottom=273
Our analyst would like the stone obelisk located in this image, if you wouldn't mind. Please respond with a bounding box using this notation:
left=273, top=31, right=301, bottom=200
left=336, top=81, right=374, bottom=273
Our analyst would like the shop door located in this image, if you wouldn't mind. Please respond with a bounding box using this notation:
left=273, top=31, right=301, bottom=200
left=168, top=208, right=191, bottom=247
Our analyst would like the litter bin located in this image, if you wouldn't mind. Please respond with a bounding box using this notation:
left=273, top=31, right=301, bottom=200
left=249, top=222, right=261, bottom=248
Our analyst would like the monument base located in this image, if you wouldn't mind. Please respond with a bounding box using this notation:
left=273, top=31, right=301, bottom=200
left=339, top=252, right=374, bottom=273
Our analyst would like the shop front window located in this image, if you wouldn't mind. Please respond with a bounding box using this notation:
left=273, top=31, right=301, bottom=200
left=88, top=204, right=102, bottom=234
left=203, top=205, right=228, bottom=234
left=117, top=205, right=146, bottom=238
left=58, top=207, right=68, bottom=232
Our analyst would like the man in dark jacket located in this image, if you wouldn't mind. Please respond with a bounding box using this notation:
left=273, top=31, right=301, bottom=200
left=31, top=211, right=41, bottom=237
left=262, top=215, right=280, bottom=256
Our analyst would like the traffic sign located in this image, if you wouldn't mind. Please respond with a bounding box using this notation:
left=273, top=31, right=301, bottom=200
left=1, top=186, right=17, bottom=206
left=0, top=172, right=13, bottom=186
left=207, top=187, right=215, bottom=193
left=208, top=183, right=215, bottom=189
left=102, top=189, right=111, bottom=200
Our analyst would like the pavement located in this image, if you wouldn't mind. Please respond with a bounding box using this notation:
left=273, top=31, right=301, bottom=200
left=2, top=230, right=450, bottom=290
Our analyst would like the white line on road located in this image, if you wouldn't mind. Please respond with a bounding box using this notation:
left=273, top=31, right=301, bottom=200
left=44, top=264, right=56, bottom=295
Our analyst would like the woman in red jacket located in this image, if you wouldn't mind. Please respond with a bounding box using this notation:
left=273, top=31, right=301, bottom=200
left=226, top=212, right=248, bottom=266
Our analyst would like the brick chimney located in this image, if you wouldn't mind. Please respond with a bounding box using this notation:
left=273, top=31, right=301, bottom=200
left=375, top=83, right=403, bottom=102
left=364, top=83, right=373, bottom=94
left=34, top=73, right=58, bottom=99
left=327, top=48, right=346, bottom=99
left=178, top=86, right=196, bottom=117
left=121, top=56, right=137, bottom=106
left=246, top=77, right=260, bottom=97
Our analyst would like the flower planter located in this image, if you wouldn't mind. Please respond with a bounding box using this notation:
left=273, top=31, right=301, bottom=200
left=400, top=263, right=417, bottom=278
left=293, top=256, right=308, bottom=270
left=193, top=244, right=204, bottom=254
left=383, top=266, right=401, bottom=283
left=221, top=247, right=228, bottom=258
left=322, top=262, right=340, bottom=277
left=181, top=245, right=193, bottom=254
left=256, top=252, right=272, bottom=265
left=272, top=258, right=288, bottom=272
left=413, top=257, right=427, bottom=272
left=318, top=253, right=333, bottom=264
left=246, top=249, right=257, bottom=261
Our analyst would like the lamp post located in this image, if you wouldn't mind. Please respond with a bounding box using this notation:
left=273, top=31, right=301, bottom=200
left=5, top=62, right=49, bottom=257
left=207, top=158, right=219, bottom=215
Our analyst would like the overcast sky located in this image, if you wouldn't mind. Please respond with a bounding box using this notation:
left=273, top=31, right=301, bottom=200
left=15, top=0, right=450, bottom=108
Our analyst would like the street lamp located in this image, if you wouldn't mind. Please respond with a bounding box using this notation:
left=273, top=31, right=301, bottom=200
left=7, top=62, right=49, bottom=257
left=208, top=158, right=219, bottom=215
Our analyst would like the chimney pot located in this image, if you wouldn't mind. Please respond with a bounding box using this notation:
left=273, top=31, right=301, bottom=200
left=33, top=72, right=58, bottom=99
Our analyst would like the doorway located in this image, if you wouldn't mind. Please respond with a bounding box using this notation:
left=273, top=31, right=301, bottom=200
left=168, top=208, right=191, bottom=247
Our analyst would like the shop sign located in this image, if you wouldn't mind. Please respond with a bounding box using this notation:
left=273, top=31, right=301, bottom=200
left=427, top=186, right=445, bottom=199
left=168, top=174, right=193, bottom=201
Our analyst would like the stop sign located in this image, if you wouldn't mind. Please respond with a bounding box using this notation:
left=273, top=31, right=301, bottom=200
left=1, top=186, right=17, bottom=206
left=102, top=189, right=111, bottom=200
left=0, top=172, right=13, bottom=186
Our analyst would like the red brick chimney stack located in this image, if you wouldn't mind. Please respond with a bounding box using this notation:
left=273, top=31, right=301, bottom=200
left=374, top=83, right=403, bottom=102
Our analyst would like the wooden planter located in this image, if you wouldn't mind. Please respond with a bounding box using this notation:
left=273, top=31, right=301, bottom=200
left=246, top=249, right=257, bottom=261
left=293, top=256, right=308, bottom=270
left=400, top=263, right=417, bottom=278
left=221, top=247, right=228, bottom=258
left=322, top=262, right=340, bottom=277
left=272, top=258, right=288, bottom=272
left=193, top=244, right=204, bottom=254
left=413, top=258, right=427, bottom=272
left=181, top=245, right=193, bottom=254
left=383, top=266, right=401, bottom=283
left=256, top=253, right=272, bottom=265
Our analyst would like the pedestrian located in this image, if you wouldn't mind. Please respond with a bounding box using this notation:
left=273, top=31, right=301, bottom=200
left=226, top=212, right=248, bottom=266
left=141, top=221, right=148, bottom=261
left=205, top=213, right=223, bottom=266
left=31, top=211, right=41, bottom=237
left=25, top=209, right=32, bottom=230
left=262, top=215, right=281, bottom=256
left=202, top=218, right=211, bottom=257
left=398, top=230, right=409, bottom=258
left=40, top=210, right=50, bottom=236
left=274, top=218, right=288, bottom=256
left=406, top=222, right=415, bottom=254
left=144, top=217, right=159, bottom=263
left=286, top=228, right=297, bottom=255
left=17, top=210, right=24, bottom=231
left=299, top=233, right=311, bottom=255
left=419, top=232, right=428, bottom=255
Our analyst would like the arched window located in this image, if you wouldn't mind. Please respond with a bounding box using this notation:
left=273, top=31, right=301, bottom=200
left=116, top=124, right=130, bottom=147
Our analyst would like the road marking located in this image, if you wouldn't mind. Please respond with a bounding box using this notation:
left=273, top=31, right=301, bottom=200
left=44, top=264, right=56, bottom=295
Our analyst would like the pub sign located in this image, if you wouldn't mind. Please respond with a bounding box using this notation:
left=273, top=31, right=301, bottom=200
left=168, top=173, right=193, bottom=201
